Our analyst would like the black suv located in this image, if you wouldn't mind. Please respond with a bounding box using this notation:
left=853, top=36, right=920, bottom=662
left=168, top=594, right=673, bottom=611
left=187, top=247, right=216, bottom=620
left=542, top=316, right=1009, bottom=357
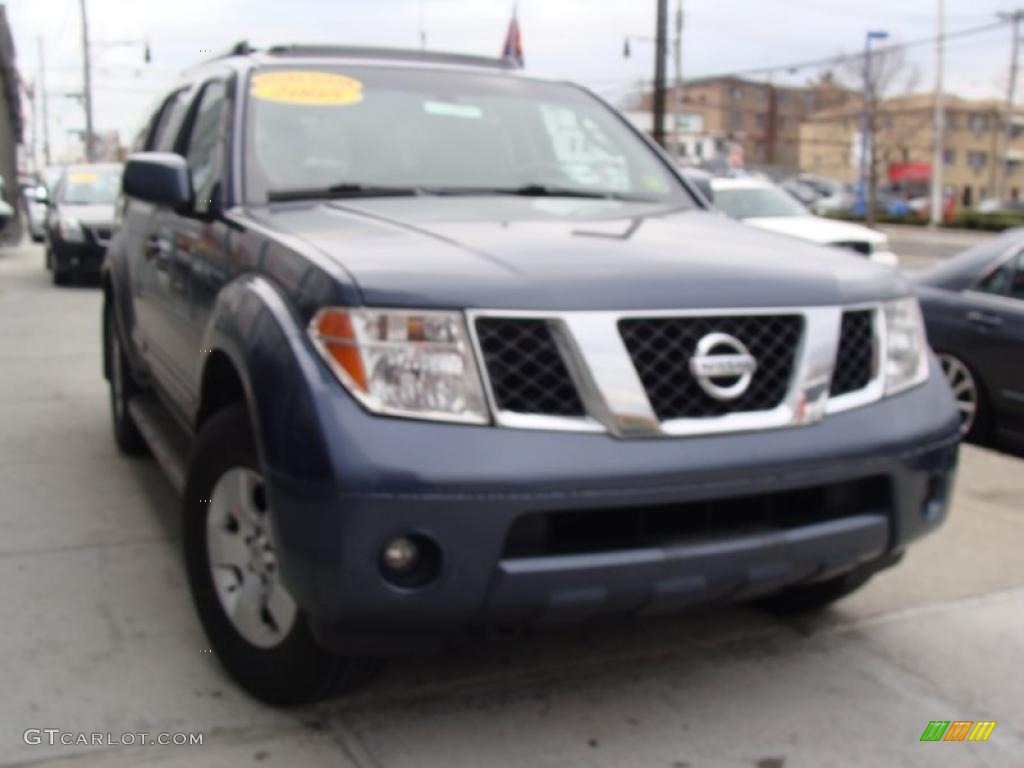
left=103, top=44, right=960, bottom=705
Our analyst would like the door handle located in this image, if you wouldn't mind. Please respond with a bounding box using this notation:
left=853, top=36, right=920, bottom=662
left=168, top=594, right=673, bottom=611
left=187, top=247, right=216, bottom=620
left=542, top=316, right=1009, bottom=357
left=966, top=310, right=1003, bottom=328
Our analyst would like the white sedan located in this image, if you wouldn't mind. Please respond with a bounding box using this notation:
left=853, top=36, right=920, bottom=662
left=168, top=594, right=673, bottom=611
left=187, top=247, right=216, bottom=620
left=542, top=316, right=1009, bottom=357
left=710, top=178, right=899, bottom=267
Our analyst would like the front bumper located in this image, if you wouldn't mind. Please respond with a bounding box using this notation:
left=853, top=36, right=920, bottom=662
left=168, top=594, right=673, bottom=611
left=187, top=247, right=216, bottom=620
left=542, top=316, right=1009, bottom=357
left=264, top=356, right=959, bottom=654
left=51, top=238, right=106, bottom=274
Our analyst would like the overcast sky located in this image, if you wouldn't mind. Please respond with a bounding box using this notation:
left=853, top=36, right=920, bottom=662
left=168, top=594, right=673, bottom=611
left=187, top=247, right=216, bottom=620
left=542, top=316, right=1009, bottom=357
left=5, top=0, right=1021, bottom=162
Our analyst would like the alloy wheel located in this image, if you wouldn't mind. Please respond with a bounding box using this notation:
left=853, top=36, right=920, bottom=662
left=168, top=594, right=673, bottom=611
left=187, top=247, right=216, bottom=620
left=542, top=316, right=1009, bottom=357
left=938, top=353, right=978, bottom=437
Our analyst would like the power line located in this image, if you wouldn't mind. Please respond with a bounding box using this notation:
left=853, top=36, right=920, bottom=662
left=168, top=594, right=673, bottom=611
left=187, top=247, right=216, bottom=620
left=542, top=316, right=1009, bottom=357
left=598, top=16, right=1010, bottom=98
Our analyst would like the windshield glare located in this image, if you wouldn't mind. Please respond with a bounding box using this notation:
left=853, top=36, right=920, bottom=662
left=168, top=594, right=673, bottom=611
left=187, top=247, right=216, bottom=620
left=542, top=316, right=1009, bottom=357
left=61, top=168, right=122, bottom=205
left=714, top=186, right=809, bottom=219
left=244, top=66, right=688, bottom=204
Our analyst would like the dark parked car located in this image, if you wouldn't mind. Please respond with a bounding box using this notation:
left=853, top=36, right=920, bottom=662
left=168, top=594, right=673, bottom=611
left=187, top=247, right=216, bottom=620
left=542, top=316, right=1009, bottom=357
left=44, top=163, right=122, bottom=284
left=103, top=44, right=959, bottom=705
left=912, top=229, right=1024, bottom=443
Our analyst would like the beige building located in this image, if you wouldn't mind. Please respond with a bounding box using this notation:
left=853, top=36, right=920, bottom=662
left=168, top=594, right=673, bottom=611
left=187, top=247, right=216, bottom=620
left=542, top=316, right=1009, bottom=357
left=799, top=93, right=1024, bottom=207
left=637, top=75, right=850, bottom=171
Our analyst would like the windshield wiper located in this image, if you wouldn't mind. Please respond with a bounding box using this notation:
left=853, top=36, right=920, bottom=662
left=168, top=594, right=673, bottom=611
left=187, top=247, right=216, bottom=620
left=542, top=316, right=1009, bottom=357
left=267, top=183, right=423, bottom=202
left=431, top=183, right=657, bottom=203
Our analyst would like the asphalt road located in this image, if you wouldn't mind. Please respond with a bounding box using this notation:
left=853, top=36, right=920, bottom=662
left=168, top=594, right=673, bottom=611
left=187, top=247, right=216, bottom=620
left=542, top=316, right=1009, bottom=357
left=1, top=235, right=1022, bottom=768
left=880, top=224, right=992, bottom=267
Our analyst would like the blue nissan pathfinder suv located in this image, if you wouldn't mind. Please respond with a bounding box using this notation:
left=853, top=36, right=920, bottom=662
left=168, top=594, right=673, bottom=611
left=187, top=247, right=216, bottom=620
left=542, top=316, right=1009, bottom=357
left=102, top=44, right=960, bottom=704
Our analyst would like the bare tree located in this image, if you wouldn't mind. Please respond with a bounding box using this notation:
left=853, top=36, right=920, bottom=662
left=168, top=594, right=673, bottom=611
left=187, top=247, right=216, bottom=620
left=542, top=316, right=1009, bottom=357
left=837, top=43, right=920, bottom=226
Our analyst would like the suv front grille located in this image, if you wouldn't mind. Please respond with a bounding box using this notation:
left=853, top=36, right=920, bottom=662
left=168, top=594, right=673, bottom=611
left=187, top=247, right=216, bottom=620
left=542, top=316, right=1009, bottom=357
left=831, top=310, right=874, bottom=397
left=618, top=315, right=803, bottom=420
left=475, top=318, right=584, bottom=417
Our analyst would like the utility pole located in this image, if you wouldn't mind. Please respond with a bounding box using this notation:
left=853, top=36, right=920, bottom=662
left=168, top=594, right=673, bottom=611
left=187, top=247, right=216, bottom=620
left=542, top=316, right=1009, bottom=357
left=857, top=30, right=889, bottom=226
left=79, top=0, right=95, bottom=162
left=37, top=37, right=51, bottom=167
left=652, top=0, right=668, bottom=148
left=670, top=0, right=683, bottom=160
left=930, top=0, right=945, bottom=226
left=997, top=10, right=1023, bottom=203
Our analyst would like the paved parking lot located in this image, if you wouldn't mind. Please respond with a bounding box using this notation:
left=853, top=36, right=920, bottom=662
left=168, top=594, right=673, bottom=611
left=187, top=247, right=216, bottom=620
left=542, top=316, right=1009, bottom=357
left=1, top=236, right=1022, bottom=768
left=880, top=224, right=993, bottom=267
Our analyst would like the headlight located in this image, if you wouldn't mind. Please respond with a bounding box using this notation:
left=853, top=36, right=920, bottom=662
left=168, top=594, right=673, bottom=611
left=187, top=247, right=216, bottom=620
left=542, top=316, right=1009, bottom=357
left=882, top=297, right=929, bottom=395
left=59, top=216, right=85, bottom=242
left=309, top=308, right=489, bottom=424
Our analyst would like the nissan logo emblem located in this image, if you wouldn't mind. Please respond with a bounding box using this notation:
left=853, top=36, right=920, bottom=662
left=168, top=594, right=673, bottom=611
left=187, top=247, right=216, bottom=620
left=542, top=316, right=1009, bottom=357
left=689, top=332, right=758, bottom=401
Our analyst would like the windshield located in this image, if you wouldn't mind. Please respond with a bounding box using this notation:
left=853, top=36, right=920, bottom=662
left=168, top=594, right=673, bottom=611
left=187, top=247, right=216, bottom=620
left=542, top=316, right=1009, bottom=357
left=714, top=185, right=809, bottom=219
left=244, top=66, right=689, bottom=205
left=60, top=168, right=122, bottom=205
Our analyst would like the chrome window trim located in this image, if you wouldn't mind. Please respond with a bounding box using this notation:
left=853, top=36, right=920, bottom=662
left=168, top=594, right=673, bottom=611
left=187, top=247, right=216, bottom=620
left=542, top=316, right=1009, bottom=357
left=467, top=304, right=887, bottom=438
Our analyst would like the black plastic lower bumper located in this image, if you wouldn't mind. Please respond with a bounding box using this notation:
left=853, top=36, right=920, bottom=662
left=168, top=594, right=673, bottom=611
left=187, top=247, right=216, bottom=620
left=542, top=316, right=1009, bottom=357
left=52, top=239, right=105, bottom=274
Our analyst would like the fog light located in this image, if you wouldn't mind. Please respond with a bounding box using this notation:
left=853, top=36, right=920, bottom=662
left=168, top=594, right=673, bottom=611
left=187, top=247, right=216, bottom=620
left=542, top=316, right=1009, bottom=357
left=382, top=536, right=420, bottom=574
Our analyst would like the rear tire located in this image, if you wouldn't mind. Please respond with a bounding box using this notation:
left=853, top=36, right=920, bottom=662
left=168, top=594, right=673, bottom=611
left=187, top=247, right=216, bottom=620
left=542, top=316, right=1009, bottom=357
left=754, top=567, right=874, bottom=615
left=183, top=404, right=377, bottom=705
left=105, top=302, right=148, bottom=456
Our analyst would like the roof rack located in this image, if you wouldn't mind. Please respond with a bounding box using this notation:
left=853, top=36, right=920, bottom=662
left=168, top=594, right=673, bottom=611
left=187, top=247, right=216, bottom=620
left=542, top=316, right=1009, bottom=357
left=187, top=40, right=256, bottom=69
left=263, top=45, right=519, bottom=71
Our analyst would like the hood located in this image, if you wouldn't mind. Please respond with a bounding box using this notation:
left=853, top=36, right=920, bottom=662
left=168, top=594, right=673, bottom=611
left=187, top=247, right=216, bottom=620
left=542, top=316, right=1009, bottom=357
left=745, top=216, right=887, bottom=247
left=252, top=197, right=907, bottom=311
left=60, top=203, right=115, bottom=226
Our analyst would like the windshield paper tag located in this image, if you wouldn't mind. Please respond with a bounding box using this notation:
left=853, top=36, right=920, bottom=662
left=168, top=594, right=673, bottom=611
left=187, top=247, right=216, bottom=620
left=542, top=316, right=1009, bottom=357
left=250, top=71, right=363, bottom=106
left=69, top=172, right=98, bottom=183
left=423, top=100, right=483, bottom=119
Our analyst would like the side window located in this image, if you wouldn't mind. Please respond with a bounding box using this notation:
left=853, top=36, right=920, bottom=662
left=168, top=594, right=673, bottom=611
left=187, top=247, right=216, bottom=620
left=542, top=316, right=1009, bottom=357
left=975, top=258, right=1014, bottom=296
left=1010, top=252, right=1024, bottom=301
left=149, top=88, right=190, bottom=152
left=180, top=80, right=228, bottom=214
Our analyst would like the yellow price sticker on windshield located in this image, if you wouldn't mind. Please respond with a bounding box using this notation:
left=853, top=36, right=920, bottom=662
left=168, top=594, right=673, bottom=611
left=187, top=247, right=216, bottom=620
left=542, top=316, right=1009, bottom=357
left=69, top=172, right=98, bottom=183
left=250, top=71, right=363, bottom=106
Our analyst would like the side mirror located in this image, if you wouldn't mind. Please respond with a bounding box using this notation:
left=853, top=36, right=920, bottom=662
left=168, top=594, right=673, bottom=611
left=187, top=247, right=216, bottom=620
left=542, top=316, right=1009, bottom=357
left=33, top=185, right=49, bottom=204
left=123, top=152, right=192, bottom=207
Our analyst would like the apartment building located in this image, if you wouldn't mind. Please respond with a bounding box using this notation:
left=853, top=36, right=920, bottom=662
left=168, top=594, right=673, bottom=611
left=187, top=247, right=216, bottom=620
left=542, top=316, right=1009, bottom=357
left=636, top=74, right=850, bottom=171
left=799, top=93, right=1024, bottom=207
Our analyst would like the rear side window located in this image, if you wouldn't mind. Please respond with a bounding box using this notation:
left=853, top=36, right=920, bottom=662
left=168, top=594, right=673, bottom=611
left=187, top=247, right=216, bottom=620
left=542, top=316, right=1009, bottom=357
left=181, top=80, right=228, bottom=214
left=1009, top=252, right=1024, bottom=301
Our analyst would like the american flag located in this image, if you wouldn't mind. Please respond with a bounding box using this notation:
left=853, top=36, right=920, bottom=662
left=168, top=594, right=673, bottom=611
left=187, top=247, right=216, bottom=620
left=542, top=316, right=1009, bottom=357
left=501, top=6, right=524, bottom=67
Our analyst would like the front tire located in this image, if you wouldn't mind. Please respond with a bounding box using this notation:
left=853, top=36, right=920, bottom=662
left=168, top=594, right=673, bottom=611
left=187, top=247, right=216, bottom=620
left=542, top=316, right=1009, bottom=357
left=49, top=249, right=70, bottom=286
left=754, top=567, right=875, bottom=615
left=183, top=404, right=376, bottom=705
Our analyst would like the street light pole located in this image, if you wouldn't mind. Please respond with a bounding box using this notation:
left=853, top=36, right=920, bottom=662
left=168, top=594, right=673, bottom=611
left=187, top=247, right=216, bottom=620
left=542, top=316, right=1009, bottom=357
left=79, top=0, right=95, bottom=162
left=930, top=0, right=945, bottom=227
left=857, top=30, right=889, bottom=224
